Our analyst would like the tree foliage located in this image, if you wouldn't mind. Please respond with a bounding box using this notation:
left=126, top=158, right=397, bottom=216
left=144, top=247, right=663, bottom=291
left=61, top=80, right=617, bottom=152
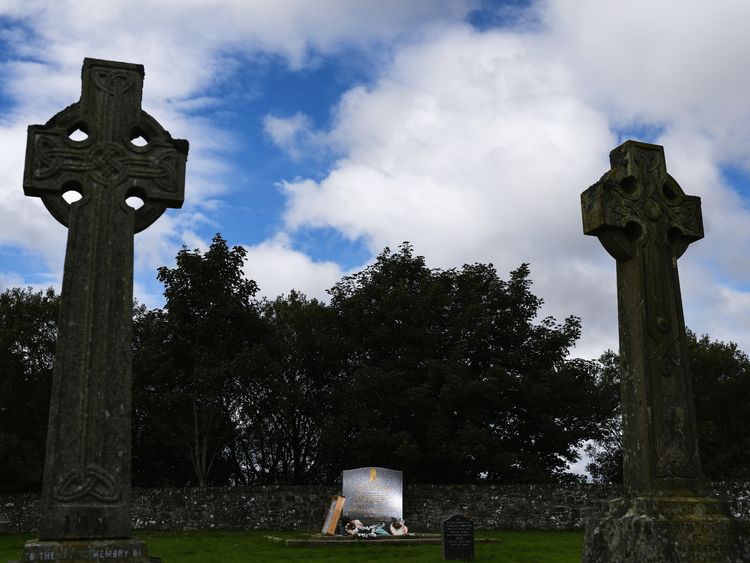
left=132, top=234, right=261, bottom=487
left=583, top=350, right=622, bottom=483
left=585, top=331, right=750, bottom=482
left=0, top=287, right=59, bottom=492
left=5, top=236, right=749, bottom=491
left=233, top=291, right=345, bottom=484
left=690, top=331, right=750, bottom=480
left=324, top=244, right=613, bottom=483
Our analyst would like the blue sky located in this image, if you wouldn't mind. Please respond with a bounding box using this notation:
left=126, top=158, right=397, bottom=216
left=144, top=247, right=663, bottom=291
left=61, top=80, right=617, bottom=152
left=2, top=0, right=750, bottom=368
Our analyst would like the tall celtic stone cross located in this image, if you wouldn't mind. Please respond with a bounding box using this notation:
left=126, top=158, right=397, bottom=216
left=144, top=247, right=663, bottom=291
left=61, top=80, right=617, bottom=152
left=24, top=58, right=188, bottom=540
left=582, top=140, right=703, bottom=497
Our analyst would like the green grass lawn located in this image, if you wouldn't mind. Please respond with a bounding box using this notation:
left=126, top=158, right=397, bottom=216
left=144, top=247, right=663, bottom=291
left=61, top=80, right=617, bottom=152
left=0, top=529, right=583, bottom=562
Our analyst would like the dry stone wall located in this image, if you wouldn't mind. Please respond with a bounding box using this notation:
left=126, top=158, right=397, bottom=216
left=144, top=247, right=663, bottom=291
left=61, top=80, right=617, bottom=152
left=1, top=482, right=748, bottom=535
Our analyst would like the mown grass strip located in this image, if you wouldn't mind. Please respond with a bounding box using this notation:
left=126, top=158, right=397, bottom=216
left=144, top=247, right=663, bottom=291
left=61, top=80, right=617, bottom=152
left=0, top=529, right=583, bottom=562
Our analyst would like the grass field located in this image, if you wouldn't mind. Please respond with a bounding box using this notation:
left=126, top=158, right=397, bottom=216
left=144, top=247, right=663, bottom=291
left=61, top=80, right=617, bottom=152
left=0, top=529, right=583, bottom=562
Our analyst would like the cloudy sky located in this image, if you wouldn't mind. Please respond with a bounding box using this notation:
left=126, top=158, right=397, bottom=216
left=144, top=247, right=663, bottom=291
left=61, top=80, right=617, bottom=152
left=1, top=0, right=750, bottom=361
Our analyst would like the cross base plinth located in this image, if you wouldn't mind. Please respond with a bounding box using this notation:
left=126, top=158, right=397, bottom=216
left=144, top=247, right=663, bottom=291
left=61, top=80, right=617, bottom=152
left=583, top=496, right=750, bottom=563
left=16, top=538, right=152, bottom=563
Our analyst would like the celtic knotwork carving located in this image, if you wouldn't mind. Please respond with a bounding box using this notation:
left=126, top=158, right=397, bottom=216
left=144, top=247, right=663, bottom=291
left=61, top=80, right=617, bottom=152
left=583, top=142, right=703, bottom=261
left=653, top=332, right=680, bottom=376
left=34, top=137, right=61, bottom=178
left=33, top=136, right=86, bottom=180
left=92, top=68, right=136, bottom=96
left=655, top=400, right=696, bottom=478
left=53, top=464, right=121, bottom=503
left=668, top=196, right=702, bottom=236
left=31, top=135, right=184, bottom=204
left=85, top=142, right=130, bottom=184
left=25, top=62, right=186, bottom=222
left=601, top=180, right=636, bottom=226
left=154, top=153, right=179, bottom=192
left=632, top=144, right=662, bottom=177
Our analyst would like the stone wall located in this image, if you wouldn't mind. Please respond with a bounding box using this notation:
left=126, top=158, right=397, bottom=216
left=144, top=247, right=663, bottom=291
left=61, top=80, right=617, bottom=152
left=1, top=482, right=748, bottom=535
left=405, top=484, right=617, bottom=531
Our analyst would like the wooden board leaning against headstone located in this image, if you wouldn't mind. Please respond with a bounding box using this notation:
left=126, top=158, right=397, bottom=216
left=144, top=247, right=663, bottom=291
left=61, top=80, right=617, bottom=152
left=442, top=514, right=475, bottom=561
left=342, top=467, right=402, bottom=522
left=321, top=495, right=346, bottom=536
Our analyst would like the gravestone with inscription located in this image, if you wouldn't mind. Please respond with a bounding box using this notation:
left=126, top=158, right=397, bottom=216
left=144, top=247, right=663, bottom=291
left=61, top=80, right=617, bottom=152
left=17, top=58, right=188, bottom=562
left=0, top=512, right=9, bottom=535
left=342, top=467, right=402, bottom=522
left=442, top=514, right=474, bottom=561
left=581, top=141, right=749, bottom=562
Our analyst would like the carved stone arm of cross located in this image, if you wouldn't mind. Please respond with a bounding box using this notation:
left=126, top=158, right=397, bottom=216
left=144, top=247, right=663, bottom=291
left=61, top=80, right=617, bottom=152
left=24, top=58, right=188, bottom=233
left=581, top=141, right=703, bottom=261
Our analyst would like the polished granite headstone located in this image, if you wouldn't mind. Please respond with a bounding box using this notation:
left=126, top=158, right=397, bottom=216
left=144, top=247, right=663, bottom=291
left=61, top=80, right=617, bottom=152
left=342, top=467, right=402, bottom=522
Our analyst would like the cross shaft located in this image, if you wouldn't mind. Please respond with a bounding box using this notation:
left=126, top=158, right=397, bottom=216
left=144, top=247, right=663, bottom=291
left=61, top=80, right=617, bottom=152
left=23, top=58, right=188, bottom=540
left=582, top=140, right=704, bottom=496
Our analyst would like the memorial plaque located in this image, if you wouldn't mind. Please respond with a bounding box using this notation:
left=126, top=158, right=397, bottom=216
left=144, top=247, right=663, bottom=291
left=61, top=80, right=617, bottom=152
left=321, top=495, right=346, bottom=535
left=21, top=538, right=149, bottom=561
left=342, top=467, right=402, bottom=521
left=443, top=514, right=475, bottom=561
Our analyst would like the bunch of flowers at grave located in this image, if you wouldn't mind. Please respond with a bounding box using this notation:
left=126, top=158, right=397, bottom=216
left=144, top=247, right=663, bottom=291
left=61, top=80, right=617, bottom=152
left=389, top=518, right=408, bottom=535
left=344, top=517, right=408, bottom=538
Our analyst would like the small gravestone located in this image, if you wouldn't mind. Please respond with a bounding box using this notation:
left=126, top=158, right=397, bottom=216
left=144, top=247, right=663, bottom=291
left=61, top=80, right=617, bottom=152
left=0, top=512, right=9, bottom=534
left=342, top=467, right=402, bottom=522
left=581, top=141, right=749, bottom=562
left=442, top=514, right=474, bottom=561
left=18, top=58, right=187, bottom=562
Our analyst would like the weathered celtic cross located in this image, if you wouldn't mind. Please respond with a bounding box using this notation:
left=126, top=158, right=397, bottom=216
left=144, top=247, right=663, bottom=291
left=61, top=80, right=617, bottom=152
left=581, top=142, right=749, bottom=562
left=582, top=140, right=703, bottom=496
left=24, top=58, right=188, bottom=541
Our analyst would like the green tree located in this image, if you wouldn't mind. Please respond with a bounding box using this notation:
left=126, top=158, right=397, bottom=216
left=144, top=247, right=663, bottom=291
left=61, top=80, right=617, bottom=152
left=690, top=332, right=750, bottom=479
left=132, top=234, right=262, bottom=487
left=583, top=350, right=622, bottom=483
left=131, top=304, right=196, bottom=487
left=233, top=291, right=345, bottom=484
left=324, top=243, right=612, bottom=483
left=585, top=331, right=750, bottom=482
left=0, top=287, right=59, bottom=493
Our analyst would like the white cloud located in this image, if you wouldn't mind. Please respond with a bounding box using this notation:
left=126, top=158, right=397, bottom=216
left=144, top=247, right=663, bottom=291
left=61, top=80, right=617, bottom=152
left=0, top=1, right=476, bottom=89
left=279, top=26, right=617, bottom=356
left=274, top=4, right=750, bottom=358
left=540, top=0, right=750, bottom=167
left=681, top=261, right=750, bottom=350
left=263, top=112, right=315, bottom=160
left=4, top=0, right=750, bottom=362
left=0, top=0, right=477, bottom=298
left=242, top=235, right=344, bottom=301
left=0, top=270, right=24, bottom=292
left=653, top=130, right=750, bottom=282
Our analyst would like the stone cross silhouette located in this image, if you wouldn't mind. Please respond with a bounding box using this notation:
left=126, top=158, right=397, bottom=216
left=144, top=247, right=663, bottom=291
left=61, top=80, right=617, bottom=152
left=24, top=58, right=188, bottom=540
left=582, top=140, right=703, bottom=497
